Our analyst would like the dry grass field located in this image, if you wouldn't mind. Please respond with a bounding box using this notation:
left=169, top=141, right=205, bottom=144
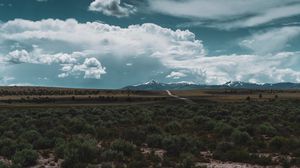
left=2, top=87, right=300, bottom=106
left=172, top=89, right=300, bottom=102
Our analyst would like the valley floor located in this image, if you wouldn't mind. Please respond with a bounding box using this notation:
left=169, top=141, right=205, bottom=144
left=0, top=87, right=299, bottom=167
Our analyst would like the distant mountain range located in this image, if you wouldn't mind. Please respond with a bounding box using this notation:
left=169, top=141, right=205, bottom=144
left=122, top=80, right=300, bottom=90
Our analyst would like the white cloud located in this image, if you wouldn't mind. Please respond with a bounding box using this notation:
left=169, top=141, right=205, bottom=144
left=59, top=58, right=106, bottom=79
left=162, top=52, right=300, bottom=84
left=227, top=4, right=300, bottom=29
left=166, top=71, right=187, bottom=79
left=89, top=0, right=136, bottom=18
left=0, top=19, right=300, bottom=84
left=240, top=26, right=300, bottom=54
left=0, top=76, right=15, bottom=85
left=6, top=50, right=32, bottom=64
left=8, top=83, right=33, bottom=86
left=0, top=19, right=204, bottom=80
left=149, top=0, right=300, bottom=29
left=5, top=47, right=105, bottom=79
left=5, top=47, right=79, bottom=65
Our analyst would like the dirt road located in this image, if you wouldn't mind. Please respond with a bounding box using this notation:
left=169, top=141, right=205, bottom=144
left=166, top=90, right=196, bottom=104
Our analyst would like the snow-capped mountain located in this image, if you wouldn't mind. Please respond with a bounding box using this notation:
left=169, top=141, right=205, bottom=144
left=122, top=80, right=300, bottom=90
left=223, top=81, right=263, bottom=89
left=123, top=80, right=201, bottom=90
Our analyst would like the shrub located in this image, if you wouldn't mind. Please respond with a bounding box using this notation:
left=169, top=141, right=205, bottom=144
left=62, top=139, right=98, bottom=168
left=121, top=128, right=146, bottom=145
left=270, top=136, right=287, bottom=152
left=68, top=118, right=95, bottom=135
left=128, top=152, right=148, bottom=168
left=231, top=130, right=251, bottom=146
left=101, top=149, right=125, bottom=162
left=55, top=144, right=65, bottom=159
left=0, top=161, right=9, bottom=168
left=180, top=153, right=195, bottom=168
left=146, top=134, right=163, bottom=148
left=101, top=162, right=113, bottom=168
left=258, top=123, right=277, bottom=136
left=213, top=142, right=234, bottom=161
left=110, top=139, right=135, bottom=157
left=12, top=149, right=38, bottom=167
left=214, top=122, right=233, bottom=137
left=165, top=121, right=181, bottom=133
left=0, top=138, right=17, bottom=158
left=20, top=130, right=41, bottom=144
left=33, top=137, right=54, bottom=149
left=144, top=124, right=162, bottom=135
left=226, top=149, right=250, bottom=162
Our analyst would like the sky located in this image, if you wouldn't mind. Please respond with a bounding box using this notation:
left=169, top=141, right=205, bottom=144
left=1, top=0, right=300, bottom=88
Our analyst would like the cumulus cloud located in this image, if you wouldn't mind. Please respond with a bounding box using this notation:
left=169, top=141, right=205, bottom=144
left=5, top=47, right=79, bottom=65
left=6, top=48, right=105, bottom=79
left=59, top=58, right=106, bottom=79
left=166, top=71, right=187, bottom=79
left=149, top=0, right=300, bottom=29
left=89, top=0, right=136, bottom=18
left=0, top=19, right=204, bottom=80
left=6, top=50, right=31, bottom=64
left=0, top=19, right=300, bottom=84
left=240, top=26, right=300, bottom=54
left=180, top=52, right=300, bottom=84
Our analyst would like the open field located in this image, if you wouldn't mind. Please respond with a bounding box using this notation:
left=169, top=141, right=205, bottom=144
left=172, top=89, right=300, bottom=102
left=0, top=86, right=168, bottom=107
left=2, top=87, right=300, bottom=106
left=0, top=87, right=299, bottom=168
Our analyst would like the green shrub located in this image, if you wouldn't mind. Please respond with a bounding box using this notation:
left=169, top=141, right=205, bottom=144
left=165, top=121, right=181, bottom=133
left=213, top=142, right=234, bottom=160
left=226, top=149, right=250, bottom=162
left=258, top=123, right=277, bottom=136
left=68, top=118, right=95, bottom=135
left=110, top=139, right=135, bottom=157
left=270, top=136, right=287, bottom=152
left=128, top=152, right=148, bottom=168
left=180, top=153, right=195, bottom=168
left=101, top=149, right=125, bottom=162
left=121, top=128, right=146, bottom=145
left=0, top=138, right=17, bottom=158
left=12, top=149, right=38, bottom=167
left=20, top=130, right=41, bottom=144
left=62, top=139, right=98, bottom=168
left=144, top=124, right=162, bottom=135
left=146, top=134, right=163, bottom=148
left=231, top=130, right=251, bottom=146
left=55, top=144, right=65, bottom=159
left=214, top=122, right=233, bottom=137
left=33, top=137, right=54, bottom=149
left=0, top=161, right=9, bottom=168
left=101, top=162, right=113, bottom=168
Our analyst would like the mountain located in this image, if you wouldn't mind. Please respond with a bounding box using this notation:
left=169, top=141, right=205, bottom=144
left=123, top=80, right=201, bottom=90
left=122, top=80, right=300, bottom=90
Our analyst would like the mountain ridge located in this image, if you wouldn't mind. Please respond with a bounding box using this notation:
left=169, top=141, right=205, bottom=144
left=123, top=80, right=300, bottom=90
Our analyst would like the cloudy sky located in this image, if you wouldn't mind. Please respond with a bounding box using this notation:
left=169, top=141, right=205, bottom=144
left=1, top=0, right=300, bottom=88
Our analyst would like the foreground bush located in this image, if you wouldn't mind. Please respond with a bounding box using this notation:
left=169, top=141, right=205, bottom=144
left=110, top=139, right=135, bottom=157
left=62, top=138, right=98, bottom=168
left=231, top=130, right=251, bottom=146
left=12, top=149, right=38, bottom=167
